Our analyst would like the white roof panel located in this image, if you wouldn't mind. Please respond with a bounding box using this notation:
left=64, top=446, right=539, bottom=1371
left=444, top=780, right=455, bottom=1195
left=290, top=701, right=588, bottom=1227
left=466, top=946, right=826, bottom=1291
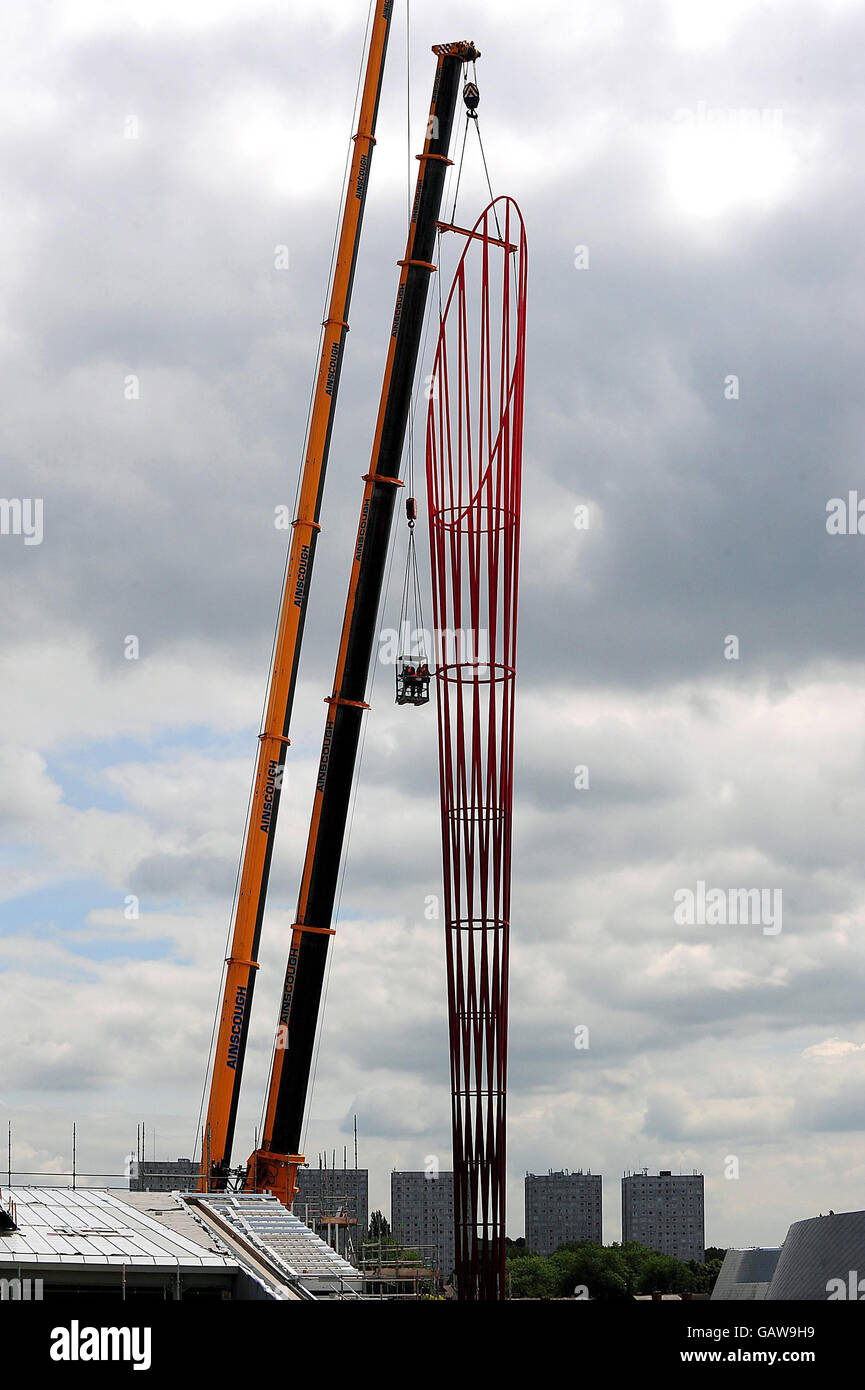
left=0, top=1188, right=236, bottom=1270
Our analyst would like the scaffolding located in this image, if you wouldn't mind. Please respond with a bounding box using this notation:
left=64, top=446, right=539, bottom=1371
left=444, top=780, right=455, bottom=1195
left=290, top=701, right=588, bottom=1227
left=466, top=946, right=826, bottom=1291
left=358, top=1239, right=447, bottom=1300
left=293, top=1150, right=364, bottom=1266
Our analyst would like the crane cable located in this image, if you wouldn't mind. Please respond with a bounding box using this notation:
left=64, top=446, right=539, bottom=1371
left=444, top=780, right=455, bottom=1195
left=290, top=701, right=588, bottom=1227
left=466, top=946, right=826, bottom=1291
left=392, top=60, right=504, bottom=716
left=396, top=0, right=429, bottom=697
left=396, top=506, right=428, bottom=662
left=397, top=322, right=428, bottom=678
left=449, top=59, right=502, bottom=240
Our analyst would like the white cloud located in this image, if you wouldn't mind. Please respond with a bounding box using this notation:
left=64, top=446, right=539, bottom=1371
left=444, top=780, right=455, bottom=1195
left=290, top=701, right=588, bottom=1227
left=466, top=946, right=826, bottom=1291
left=802, top=1037, right=865, bottom=1060
left=3, top=0, right=865, bottom=1247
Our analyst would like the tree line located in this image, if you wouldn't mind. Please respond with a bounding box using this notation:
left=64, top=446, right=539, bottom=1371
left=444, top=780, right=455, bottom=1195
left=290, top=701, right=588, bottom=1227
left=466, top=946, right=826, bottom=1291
left=504, top=1238, right=727, bottom=1299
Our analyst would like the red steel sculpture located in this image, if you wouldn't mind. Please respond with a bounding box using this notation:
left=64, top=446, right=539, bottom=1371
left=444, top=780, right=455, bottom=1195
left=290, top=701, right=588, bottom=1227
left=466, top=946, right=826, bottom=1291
left=426, top=197, right=527, bottom=1300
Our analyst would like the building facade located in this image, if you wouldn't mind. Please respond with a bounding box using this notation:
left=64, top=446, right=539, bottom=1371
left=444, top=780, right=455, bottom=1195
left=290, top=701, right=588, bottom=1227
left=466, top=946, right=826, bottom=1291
left=391, top=1170, right=455, bottom=1278
left=621, top=1170, right=705, bottom=1261
left=128, top=1158, right=197, bottom=1192
left=711, top=1247, right=781, bottom=1300
left=524, top=1169, right=603, bottom=1255
left=767, top=1209, right=865, bottom=1300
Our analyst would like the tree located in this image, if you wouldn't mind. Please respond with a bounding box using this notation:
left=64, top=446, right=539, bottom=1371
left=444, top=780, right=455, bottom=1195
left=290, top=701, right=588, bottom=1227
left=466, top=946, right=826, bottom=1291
left=367, top=1210, right=391, bottom=1242
left=503, top=1239, right=717, bottom=1299
left=550, top=1243, right=629, bottom=1300
left=688, top=1255, right=725, bottom=1295
left=635, top=1252, right=695, bottom=1296
left=508, top=1255, right=560, bottom=1299
left=609, top=1240, right=658, bottom=1295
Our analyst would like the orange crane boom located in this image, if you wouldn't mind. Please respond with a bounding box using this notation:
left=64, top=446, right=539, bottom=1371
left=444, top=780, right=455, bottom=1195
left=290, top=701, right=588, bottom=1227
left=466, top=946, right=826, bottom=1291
left=248, top=40, right=478, bottom=1207
left=200, top=1, right=395, bottom=1190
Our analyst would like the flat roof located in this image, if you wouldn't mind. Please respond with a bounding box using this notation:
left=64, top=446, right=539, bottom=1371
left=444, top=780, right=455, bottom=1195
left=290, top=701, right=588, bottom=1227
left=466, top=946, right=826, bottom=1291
left=0, top=1187, right=236, bottom=1270
left=113, top=1190, right=232, bottom=1251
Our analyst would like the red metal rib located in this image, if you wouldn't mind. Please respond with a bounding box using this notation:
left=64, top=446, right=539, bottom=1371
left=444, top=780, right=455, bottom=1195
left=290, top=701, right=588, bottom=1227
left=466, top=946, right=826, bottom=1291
left=426, top=198, right=527, bottom=1299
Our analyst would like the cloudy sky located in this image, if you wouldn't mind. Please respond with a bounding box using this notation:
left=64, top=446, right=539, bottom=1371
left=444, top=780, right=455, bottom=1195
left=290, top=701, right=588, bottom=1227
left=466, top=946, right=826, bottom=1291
left=2, top=0, right=865, bottom=1249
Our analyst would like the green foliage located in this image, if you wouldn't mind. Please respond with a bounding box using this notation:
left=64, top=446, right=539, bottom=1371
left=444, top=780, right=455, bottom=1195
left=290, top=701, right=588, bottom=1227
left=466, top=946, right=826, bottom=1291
left=635, top=1252, right=695, bottom=1295
left=509, top=1238, right=724, bottom=1299
left=367, top=1210, right=391, bottom=1241
left=687, top=1255, right=725, bottom=1294
left=504, top=1236, right=527, bottom=1259
left=549, top=1243, right=629, bottom=1300
left=507, top=1254, right=560, bottom=1299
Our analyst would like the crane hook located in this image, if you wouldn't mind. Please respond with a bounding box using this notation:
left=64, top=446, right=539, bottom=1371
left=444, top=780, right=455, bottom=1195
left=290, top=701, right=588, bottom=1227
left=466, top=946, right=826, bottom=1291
left=463, top=81, right=479, bottom=117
